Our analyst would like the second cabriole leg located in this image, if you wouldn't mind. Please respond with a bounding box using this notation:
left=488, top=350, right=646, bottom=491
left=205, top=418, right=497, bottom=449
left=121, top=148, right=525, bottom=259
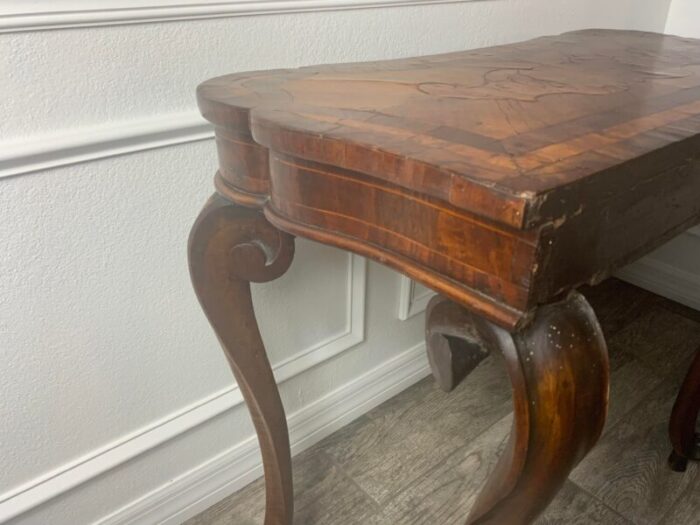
left=425, top=295, right=489, bottom=392
left=466, top=292, right=609, bottom=525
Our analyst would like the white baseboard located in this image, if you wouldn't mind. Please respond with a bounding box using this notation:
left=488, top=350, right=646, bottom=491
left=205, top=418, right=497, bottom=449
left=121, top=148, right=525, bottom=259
left=97, top=342, right=430, bottom=525
left=616, top=256, right=700, bottom=312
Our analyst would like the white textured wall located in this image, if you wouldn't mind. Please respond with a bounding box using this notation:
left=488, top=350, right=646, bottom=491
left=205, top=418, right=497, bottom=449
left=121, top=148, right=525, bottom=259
left=0, top=1, right=674, bottom=523
left=665, top=0, right=700, bottom=37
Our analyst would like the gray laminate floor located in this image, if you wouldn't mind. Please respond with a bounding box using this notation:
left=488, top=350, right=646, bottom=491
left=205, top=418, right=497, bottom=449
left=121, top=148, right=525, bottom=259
left=185, top=279, right=700, bottom=525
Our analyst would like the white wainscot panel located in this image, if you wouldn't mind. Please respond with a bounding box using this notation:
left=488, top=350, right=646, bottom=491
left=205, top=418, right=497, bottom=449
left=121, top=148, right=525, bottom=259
left=397, top=275, right=437, bottom=321
left=254, top=246, right=367, bottom=384
left=0, top=155, right=367, bottom=524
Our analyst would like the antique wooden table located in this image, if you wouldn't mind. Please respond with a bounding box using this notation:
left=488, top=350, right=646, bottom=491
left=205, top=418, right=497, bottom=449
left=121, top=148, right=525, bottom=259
left=190, top=29, right=700, bottom=524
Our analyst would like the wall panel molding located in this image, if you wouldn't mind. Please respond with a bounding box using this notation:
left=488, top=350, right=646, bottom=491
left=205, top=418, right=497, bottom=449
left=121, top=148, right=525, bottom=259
left=397, top=276, right=436, bottom=321
left=0, top=112, right=213, bottom=180
left=269, top=253, right=366, bottom=382
left=0, top=254, right=366, bottom=523
left=0, top=0, right=477, bottom=33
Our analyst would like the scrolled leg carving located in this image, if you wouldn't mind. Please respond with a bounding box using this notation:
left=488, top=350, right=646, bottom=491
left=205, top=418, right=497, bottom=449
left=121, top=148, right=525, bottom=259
left=188, top=193, right=295, bottom=525
left=466, top=291, right=609, bottom=525
left=425, top=295, right=489, bottom=392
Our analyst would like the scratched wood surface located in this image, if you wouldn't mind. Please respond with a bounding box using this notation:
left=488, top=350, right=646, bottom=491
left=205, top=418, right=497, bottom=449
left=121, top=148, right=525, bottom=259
left=185, top=279, right=700, bottom=525
left=198, top=29, right=700, bottom=328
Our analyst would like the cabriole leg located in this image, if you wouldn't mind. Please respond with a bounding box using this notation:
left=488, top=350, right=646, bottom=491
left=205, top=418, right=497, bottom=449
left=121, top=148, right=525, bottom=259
left=188, top=194, right=295, bottom=525
left=466, top=292, right=609, bottom=525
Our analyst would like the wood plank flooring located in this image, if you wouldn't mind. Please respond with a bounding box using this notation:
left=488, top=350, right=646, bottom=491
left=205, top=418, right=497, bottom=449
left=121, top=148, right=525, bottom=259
left=186, top=279, right=700, bottom=524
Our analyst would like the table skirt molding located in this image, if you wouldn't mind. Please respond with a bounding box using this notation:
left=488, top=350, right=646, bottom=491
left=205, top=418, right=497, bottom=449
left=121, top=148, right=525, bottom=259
left=400, top=242, right=700, bottom=326
left=400, top=247, right=700, bottom=328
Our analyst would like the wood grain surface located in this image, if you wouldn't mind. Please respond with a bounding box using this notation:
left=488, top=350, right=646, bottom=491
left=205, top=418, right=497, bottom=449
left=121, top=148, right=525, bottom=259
left=199, top=29, right=700, bottom=226
left=198, top=29, right=700, bottom=328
